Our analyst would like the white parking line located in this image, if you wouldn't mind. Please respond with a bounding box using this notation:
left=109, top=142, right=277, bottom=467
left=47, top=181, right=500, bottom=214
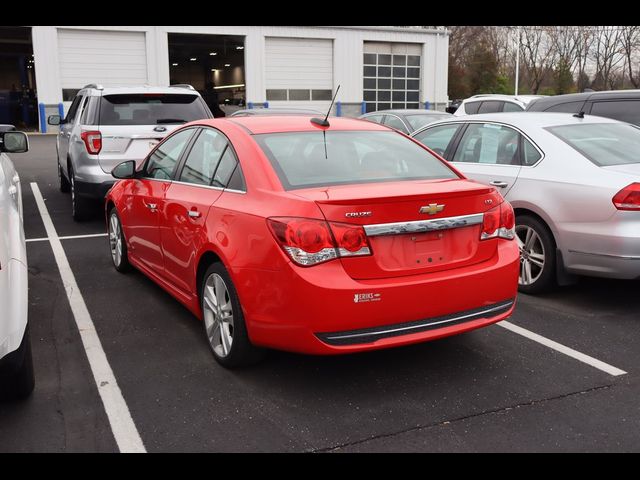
left=26, top=233, right=108, bottom=243
left=498, top=320, right=627, bottom=377
left=30, top=183, right=146, bottom=453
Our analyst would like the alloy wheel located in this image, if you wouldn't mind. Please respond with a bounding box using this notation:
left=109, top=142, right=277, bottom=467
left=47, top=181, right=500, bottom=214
left=109, top=213, right=122, bottom=267
left=516, top=224, right=546, bottom=286
left=203, top=273, right=235, bottom=358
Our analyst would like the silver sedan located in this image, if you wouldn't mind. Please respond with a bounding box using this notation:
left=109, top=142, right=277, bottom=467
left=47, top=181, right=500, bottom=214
left=411, top=112, right=640, bottom=293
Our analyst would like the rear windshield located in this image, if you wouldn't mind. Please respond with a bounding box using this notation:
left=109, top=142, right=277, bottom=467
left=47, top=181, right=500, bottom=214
left=98, top=94, right=210, bottom=126
left=405, top=114, right=450, bottom=131
left=254, top=130, right=459, bottom=190
left=546, top=123, right=640, bottom=166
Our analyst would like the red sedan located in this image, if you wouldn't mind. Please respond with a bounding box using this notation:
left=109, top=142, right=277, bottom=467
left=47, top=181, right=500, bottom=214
left=106, top=116, right=519, bottom=367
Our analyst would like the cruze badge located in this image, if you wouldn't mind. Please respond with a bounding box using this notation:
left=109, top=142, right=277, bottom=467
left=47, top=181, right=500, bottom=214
left=345, top=211, right=372, bottom=218
left=419, top=203, right=445, bottom=215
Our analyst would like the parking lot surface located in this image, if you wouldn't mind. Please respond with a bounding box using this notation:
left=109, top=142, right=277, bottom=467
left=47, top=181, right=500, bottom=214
left=1, top=135, right=639, bottom=452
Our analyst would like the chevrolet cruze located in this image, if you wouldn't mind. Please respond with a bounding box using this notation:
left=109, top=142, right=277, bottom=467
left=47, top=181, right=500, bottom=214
left=105, top=116, right=519, bottom=367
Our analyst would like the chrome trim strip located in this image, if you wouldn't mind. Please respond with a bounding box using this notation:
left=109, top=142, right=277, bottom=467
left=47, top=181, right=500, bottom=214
left=170, top=179, right=247, bottom=194
left=364, top=213, right=483, bottom=237
left=324, top=301, right=514, bottom=341
left=568, top=249, right=640, bottom=260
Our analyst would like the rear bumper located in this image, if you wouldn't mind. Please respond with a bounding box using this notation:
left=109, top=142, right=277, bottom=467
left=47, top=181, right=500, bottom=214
left=235, top=240, right=520, bottom=354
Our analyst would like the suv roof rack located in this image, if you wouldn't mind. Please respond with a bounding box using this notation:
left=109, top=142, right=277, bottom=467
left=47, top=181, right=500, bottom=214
left=169, top=84, right=196, bottom=91
left=82, top=84, right=104, bottom=91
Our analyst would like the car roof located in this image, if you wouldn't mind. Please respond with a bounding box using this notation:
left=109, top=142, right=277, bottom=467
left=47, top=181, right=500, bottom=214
left=365, top=109, right=452, bottom=116
left=416, top=112, right=623, bottom=131
left=83, top=85, right=200, bottom=96
left=464, top=94, right=543, bottom=104
left=527, top=89, right=640, bottom=110
left=231, top=108, right=323, bottom=117
left=221, top=115, right=389, bottom=134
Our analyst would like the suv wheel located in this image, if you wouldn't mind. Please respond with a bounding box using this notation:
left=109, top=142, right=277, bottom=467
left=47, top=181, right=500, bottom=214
left=69, top=165, right=90, bottom=221
left=58, top=163, right=70, bottom=193
left=0, top=324, right=35, bottom=400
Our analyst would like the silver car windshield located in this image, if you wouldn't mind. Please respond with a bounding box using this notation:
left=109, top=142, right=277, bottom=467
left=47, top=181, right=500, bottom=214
left=546, top=123, right=640, bottom=167
left=255, top=130, right=458, bottom=190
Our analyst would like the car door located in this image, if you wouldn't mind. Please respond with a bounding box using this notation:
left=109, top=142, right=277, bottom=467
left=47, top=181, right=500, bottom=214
left=161, top=127, right=235, bottom=294
left=448, top=122, right=523, bottom=195
left=125, top=128, right=196, bottom=274
left=57, top=95, right=84, bottom=169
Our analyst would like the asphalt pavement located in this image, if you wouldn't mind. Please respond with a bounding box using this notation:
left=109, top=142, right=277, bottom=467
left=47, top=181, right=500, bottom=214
left=1, top=135, right=638, bottom=452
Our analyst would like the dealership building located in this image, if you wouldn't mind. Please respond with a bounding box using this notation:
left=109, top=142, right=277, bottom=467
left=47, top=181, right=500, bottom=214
left=0, top=26, right=449, bottom=131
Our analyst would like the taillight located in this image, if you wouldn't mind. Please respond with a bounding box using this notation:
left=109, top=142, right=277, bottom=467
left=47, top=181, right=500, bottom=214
left=613, top=183, right=640, bottom=211
left=267, top=217, right=371, bottom=266
left=80, top=130, right=102, bottom=154
left=481, top=202, right=515, bottom=240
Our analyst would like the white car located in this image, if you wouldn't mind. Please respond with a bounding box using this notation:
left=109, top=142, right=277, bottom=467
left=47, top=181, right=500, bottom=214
left=454, top=95, right=545, bottom=116
left=0, top=128, right=33, bottom=399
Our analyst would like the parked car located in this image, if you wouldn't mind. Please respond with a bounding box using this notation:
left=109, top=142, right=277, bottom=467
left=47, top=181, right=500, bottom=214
left=359, top=109, right=453, bottom=135
left=231, top=107, right=323, bottom=117
left=48, top=84, right=213, bottom=221
left=0, top=128, right=33, bottom=399
left=454, top=95, right=544, bottom=116
left=526, top=89, right=640, bottom=126
left=105, top=116, right=519, bottom=368
left=411, top=112, right=640, bottom=293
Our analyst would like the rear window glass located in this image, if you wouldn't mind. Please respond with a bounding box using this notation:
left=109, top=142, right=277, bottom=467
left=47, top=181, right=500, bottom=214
left=546, top=123, right=640, bottom=166
left=590, top=100, right=640, bottom=126
left=98, top=94, right=210, bottom=126
left=254, top=130, right=458, bottom=190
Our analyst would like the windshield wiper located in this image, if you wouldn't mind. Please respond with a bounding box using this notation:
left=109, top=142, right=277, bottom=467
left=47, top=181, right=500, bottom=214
left=156, top=118, right=187, bottom=124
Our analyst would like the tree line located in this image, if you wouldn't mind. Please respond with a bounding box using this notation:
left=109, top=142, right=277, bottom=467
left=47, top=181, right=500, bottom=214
left=443, top=26, right=640, bottom=100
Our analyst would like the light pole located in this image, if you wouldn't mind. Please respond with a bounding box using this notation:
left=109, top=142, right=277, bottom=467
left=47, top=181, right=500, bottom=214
left=514, top=26, right=520, bottom=96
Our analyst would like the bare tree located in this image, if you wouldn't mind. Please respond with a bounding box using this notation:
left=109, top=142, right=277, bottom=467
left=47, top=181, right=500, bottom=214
left=519, top=26, right=558, bottom=93
left=620, top=26, right=640, bottom=88
left=590, top=26, right=626, bottom=90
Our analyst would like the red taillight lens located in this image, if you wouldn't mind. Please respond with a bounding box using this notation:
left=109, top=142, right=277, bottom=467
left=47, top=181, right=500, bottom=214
left=81, top=130, right=102, bottom=154
left=481, top=202, right=515, bottom=240
left=267, top=217, right=371, bottom=266
left=613, top=183, right=640, bottom=211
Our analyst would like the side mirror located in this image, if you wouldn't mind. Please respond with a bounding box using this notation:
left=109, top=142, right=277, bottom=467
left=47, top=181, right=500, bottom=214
left=48, top=115, right=63, bottom=126
left=111, top=160, right=137, bottom=179
left=0, top=131, right=29, bottom=153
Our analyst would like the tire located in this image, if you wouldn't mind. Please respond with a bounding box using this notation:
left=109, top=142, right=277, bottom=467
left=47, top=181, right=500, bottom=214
left=0, top=324, right=35, bottom=401
left=515, top=215, right=556, bottom=294
left=69, top=164, right=90, bottom=222
left=108, top=207, right=131, bottom=273
left=58, top=162, right=70, bottom=193
left=200, top=262, right=264, bottom=368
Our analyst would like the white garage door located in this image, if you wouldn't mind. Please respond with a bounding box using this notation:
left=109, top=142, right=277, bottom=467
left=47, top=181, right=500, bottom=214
left=265, top=37, right=334, bottom=110
left=58, top=29, right=148, bottom=90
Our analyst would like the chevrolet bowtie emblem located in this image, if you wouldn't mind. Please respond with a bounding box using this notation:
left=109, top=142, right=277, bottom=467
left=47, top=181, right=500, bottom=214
left=420, top=203, right=445, bottom=215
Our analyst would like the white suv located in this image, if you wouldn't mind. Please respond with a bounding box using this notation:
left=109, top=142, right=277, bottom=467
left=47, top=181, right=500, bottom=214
left=454, top=94, right=545, bottom=116
left=48, top=84, right=213, bottom=220
left=0, top=128, right=33, bottom=400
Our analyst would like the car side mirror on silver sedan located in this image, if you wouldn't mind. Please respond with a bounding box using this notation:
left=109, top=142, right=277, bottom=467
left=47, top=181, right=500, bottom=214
left=111, top=160, right=137, bottom=179
left=0, top=131, right=29, bottom=154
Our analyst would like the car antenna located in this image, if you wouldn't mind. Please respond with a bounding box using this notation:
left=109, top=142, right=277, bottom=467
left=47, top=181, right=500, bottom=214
left=573, top=111, right=585, bottom=118
left=311, top=85, right=340, bottom=127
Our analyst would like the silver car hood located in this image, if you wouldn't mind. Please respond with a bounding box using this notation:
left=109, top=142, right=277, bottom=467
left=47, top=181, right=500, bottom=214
left=601, top=163, right=640, bottom=176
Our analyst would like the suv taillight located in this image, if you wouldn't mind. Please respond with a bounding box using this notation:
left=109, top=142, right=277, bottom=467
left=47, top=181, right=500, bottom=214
left=267, top=217, right=372, bottom=266
left=613, top=183, right=640, bottom=211
left=481, top=202, right=515, bottom=241
left=80, top=130, right=102, bottom=154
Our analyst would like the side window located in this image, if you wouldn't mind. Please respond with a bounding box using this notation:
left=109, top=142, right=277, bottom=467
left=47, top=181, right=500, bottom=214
left=452, top=123, right=520, bottom=165
left=363, top=114, right=385, bottom=125
left=477, top=101, right=504, bottom=114
left=65, top=96, right=83, bottom=124
left=503, top=102, right=524, bottom=112
left=226, top=164, right=246, bottom=191
left=80, top=96, right=99, bottom=125
left=590, top=100, right=640, bottom=126
left=213, top=147, right=239, bottom=188
left=522, top=137, right=542, bottom=166
left=463, top=101, right=482, bottom=115
left=545, top=101, right=585, bottom=113
left=384, top=115, right=409, bottom=134
left=179, top=128, right=228, bottom=186
left=413, top=124, right=461, bottom=159
left=145, top=129, right=194, bottom=180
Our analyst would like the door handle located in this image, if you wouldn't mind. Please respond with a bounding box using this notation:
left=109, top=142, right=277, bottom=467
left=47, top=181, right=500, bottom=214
left=188, top=210, right=201, bottom=219
left=145, top=203, right=158, bottom=211
left=490, top=181, right=509, bottom=188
